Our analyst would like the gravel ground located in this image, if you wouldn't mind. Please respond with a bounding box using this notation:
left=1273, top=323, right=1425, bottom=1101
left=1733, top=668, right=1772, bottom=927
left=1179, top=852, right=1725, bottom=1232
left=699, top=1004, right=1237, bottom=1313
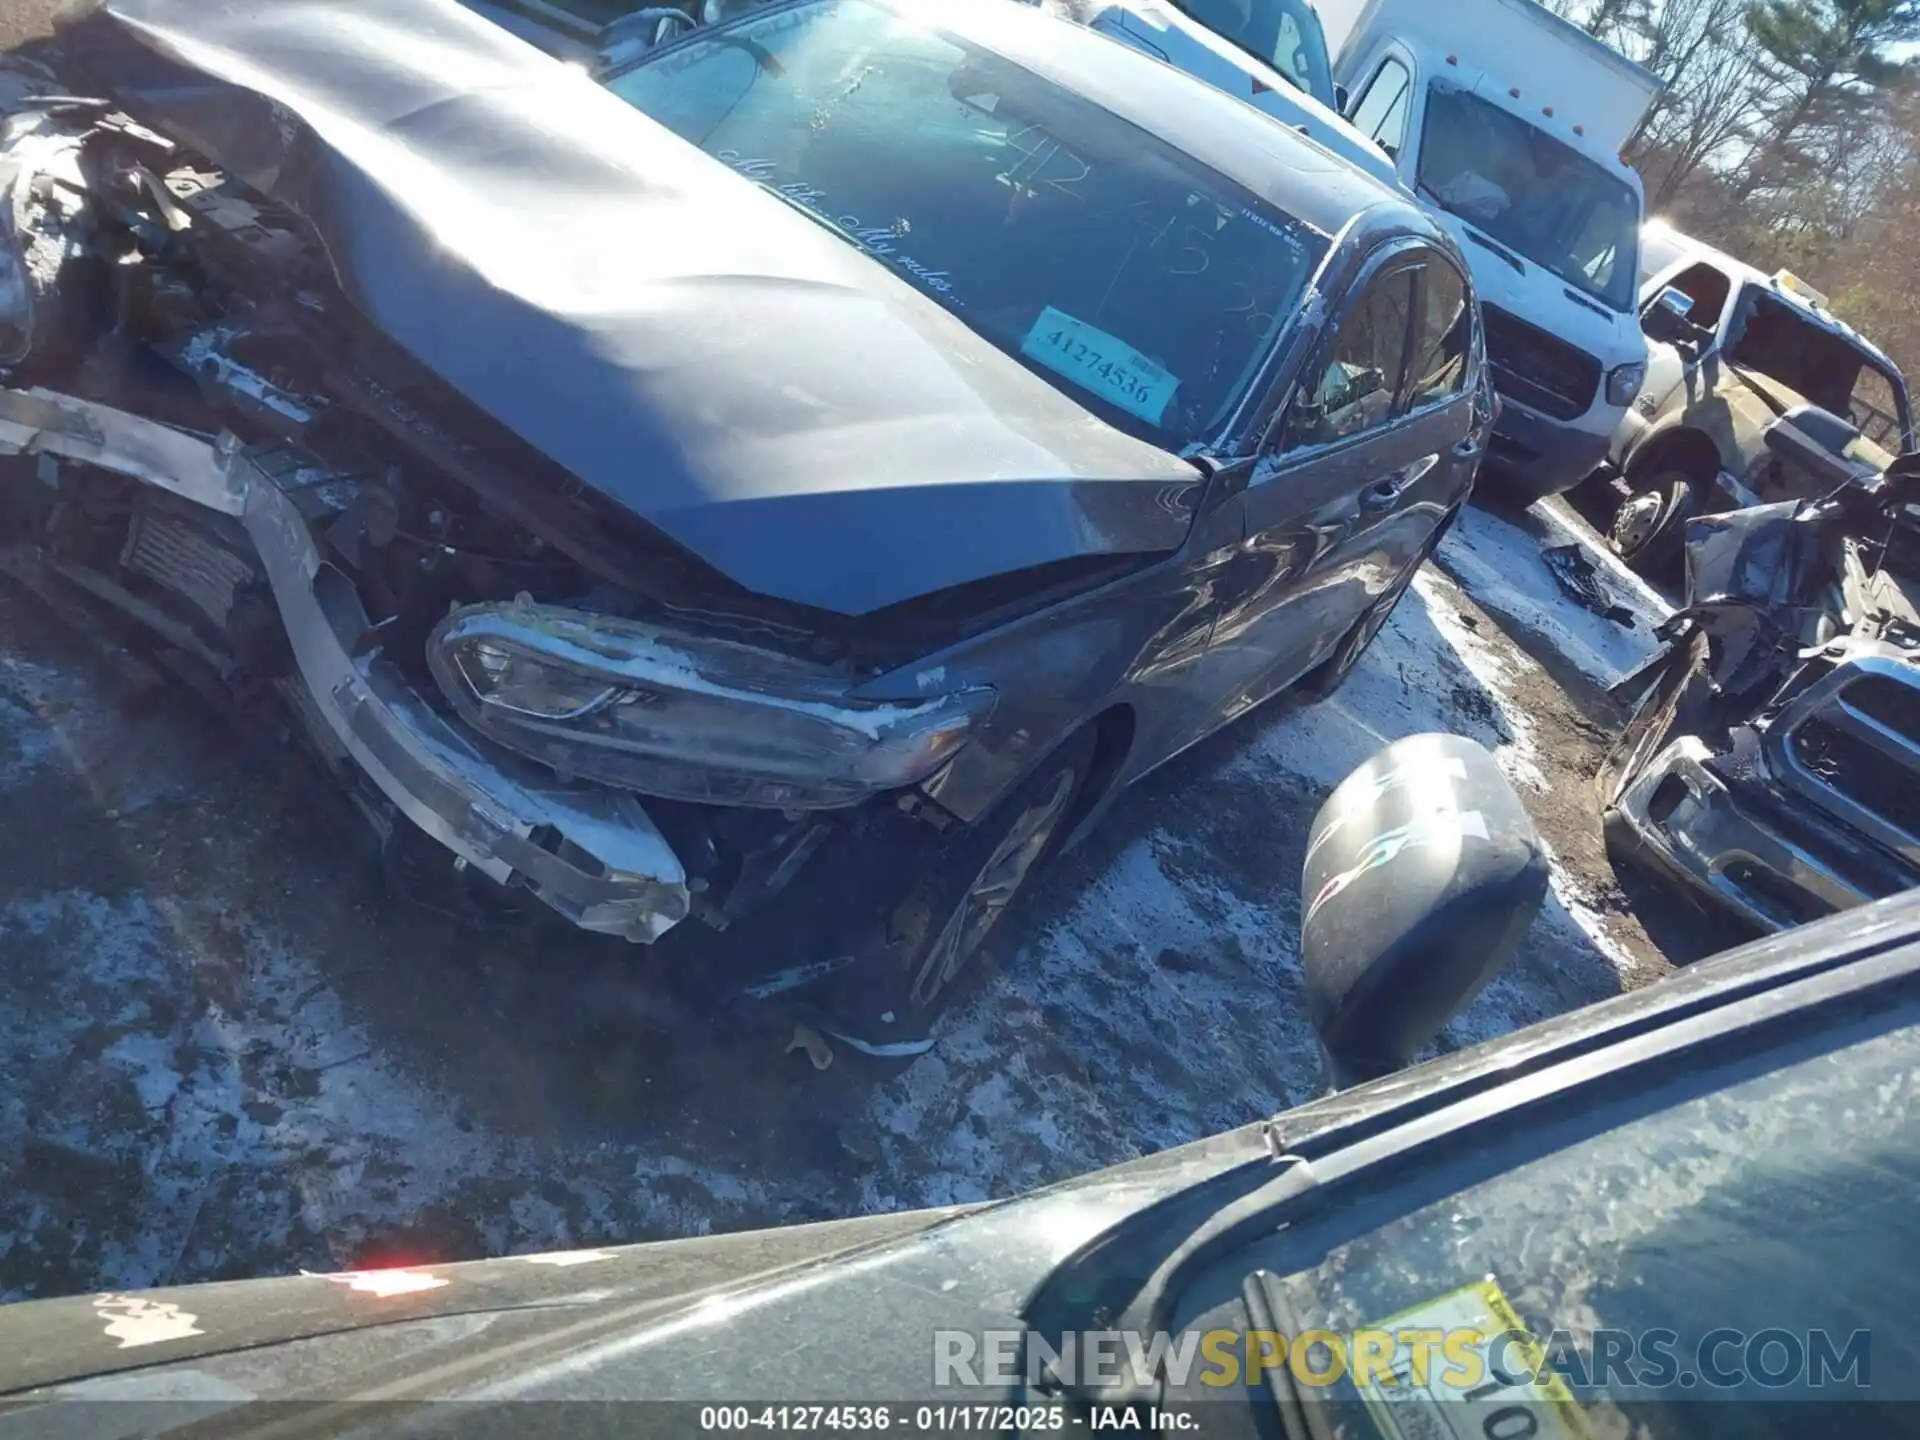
left=0, top=16, right=1719, bottom=1303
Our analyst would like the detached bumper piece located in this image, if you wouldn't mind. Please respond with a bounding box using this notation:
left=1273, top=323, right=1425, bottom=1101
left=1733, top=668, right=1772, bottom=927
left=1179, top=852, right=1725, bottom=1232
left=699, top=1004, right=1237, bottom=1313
left=1612, top=733, right=1919, bottom=932
left=0, top=387, right=691, bottom=943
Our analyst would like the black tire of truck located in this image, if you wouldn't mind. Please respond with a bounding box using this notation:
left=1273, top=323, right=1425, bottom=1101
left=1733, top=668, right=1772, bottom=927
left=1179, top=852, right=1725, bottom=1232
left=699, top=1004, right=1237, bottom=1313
left=1595, top=626, right=1716, bottom=814
left=833, top=726, right=1100, bottom=1073
left=1607, top=467, right=1702, bottom=579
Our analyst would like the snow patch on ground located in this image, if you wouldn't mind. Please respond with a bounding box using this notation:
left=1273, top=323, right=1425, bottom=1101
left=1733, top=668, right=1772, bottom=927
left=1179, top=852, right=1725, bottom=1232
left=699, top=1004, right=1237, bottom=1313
left=0, top=527, right=1655, bottom=1293
left=1439, top=502, right=1670, bottom=689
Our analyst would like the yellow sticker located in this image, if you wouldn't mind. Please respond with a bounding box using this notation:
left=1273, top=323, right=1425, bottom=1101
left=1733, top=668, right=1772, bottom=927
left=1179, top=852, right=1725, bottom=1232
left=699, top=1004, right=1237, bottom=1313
left=1354, top=1278, right=1591, bottom=1440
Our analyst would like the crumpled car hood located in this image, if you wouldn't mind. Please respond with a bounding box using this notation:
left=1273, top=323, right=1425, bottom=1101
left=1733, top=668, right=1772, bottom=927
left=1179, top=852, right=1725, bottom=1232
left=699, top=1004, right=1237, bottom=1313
left=55, top=0, right=1205, bottom=616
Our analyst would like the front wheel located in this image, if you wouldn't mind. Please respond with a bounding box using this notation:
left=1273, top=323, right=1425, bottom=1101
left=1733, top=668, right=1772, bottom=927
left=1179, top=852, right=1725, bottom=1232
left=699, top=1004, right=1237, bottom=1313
left=823, top=727, right=1099, bottom=1068
left=1607, top=468, right=1700, bottom=577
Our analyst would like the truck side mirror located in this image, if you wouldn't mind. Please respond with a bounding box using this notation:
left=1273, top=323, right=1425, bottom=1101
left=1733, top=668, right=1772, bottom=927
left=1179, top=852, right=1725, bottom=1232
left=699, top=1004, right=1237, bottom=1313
left=1335, top=83, right=1351, bottom=113
left=1300, top=734, right=1547, bottom=1090
left=1643, top=286, right=1695, bottom=344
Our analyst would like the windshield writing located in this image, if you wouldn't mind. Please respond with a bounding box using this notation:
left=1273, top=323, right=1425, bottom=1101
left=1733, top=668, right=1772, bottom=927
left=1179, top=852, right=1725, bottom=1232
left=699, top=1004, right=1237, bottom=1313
left=1201, top=1005, right=1920, bottom=1427
left=606, top=0, right=1328, bottom=448
left=1166, top=0, right=1336, bottom=105
left=1418, top=83, right=1639, bottom=312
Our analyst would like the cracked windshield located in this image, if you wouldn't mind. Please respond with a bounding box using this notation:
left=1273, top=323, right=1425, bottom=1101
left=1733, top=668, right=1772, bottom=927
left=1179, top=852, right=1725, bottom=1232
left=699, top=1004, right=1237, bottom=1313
left=608, top=0, right=1328, bottom=447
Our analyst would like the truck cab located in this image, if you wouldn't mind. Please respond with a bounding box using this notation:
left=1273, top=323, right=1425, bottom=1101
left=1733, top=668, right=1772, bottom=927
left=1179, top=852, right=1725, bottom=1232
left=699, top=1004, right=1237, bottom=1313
left=1591, top=225, right=1915, bottom=570
left=1322, top=0, right=1659, bottom=505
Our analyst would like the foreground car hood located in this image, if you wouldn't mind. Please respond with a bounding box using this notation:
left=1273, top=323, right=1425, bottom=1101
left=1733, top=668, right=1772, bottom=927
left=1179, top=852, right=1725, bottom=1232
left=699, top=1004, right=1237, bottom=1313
left=57, top=0, right=1204, bottom=615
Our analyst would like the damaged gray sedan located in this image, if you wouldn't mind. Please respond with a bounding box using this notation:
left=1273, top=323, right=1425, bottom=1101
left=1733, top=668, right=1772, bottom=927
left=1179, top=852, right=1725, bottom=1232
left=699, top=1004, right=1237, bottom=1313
left=0, top=0, right=1492, bottom=1056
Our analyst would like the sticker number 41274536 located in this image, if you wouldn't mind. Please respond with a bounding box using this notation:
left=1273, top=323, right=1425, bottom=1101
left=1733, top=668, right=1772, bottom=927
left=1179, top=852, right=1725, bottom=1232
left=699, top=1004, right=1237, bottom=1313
left=1020, top=306, right=1180, bottom=427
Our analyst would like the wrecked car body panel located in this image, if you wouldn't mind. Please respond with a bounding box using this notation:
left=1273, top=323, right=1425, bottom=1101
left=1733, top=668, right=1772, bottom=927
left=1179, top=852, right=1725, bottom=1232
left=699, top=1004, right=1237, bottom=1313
left=0, top=0, right=1487, bottom=1055
left=53, top=0, right=1206, bottom=617
left=0, top=388, right=693, bottom=941
left=1605, top=481, right=1920, bottom=932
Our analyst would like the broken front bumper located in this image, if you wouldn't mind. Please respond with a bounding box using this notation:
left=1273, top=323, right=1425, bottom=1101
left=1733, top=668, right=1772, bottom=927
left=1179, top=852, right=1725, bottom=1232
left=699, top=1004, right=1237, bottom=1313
left=1610, top=733, right=1920, bottom=932
left=0, top=388, right=691, bottom=942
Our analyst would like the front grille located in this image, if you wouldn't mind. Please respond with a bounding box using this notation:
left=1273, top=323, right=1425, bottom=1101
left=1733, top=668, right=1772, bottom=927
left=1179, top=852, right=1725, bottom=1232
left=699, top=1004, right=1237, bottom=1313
left=1779, top=666, right=1920, bottom=853
left=1480, top=304, right=1603, bottom=421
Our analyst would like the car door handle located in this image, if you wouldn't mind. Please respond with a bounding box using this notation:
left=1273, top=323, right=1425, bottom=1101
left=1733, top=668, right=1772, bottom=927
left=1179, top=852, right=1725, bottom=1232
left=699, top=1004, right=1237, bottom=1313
left=1360, top=478, right=1410, bottom=511
left=1452, top=434, right=1487, bottom=461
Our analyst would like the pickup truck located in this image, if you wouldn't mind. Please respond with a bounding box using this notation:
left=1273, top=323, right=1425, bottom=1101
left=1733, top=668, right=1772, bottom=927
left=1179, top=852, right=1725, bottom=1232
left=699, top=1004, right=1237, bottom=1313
left=1588, top=225, right=1916, bottom=572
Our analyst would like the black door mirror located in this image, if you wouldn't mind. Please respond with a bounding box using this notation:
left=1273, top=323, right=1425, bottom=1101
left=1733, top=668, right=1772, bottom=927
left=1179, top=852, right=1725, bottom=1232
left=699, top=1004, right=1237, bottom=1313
left=1334, top=82, right=1351, bottom=113
left=1642, top=285, right=1695, bottom=344
left=1301, top=733, right=1547, bottom=1090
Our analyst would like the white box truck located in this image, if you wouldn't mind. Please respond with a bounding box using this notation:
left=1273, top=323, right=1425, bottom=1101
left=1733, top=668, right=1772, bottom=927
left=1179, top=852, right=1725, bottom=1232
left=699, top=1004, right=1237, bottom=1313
left=1319, top=0, right=1662, bottom=501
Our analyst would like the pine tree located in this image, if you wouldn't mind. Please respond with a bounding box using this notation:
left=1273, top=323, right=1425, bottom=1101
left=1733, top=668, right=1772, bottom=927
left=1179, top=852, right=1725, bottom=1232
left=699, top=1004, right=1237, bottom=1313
left=1725, top=0, right=1920, bottom=211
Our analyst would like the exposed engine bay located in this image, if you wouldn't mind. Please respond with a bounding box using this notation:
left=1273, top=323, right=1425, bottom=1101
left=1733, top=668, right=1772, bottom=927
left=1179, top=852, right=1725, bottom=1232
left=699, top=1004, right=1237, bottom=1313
left=0, top=97, right=974, bottom=978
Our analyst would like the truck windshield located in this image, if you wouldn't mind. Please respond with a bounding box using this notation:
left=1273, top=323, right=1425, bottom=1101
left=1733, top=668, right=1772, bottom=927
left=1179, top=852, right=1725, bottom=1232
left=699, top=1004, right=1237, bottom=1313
left=606, top=0, right=1329, bottom=450
left=1418, top=82, right=1640, bottom=313
left=1166, top=0, right=1337, bottom=105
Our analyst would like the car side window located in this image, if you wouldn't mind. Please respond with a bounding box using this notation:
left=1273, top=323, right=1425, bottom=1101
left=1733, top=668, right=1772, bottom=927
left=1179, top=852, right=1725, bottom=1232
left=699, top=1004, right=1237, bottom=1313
left=1281, top=268, right=1416, bottom=451
left=1407, top=262, right=1472, bottom=409
left=1349, top=58, right=1412, bottom=160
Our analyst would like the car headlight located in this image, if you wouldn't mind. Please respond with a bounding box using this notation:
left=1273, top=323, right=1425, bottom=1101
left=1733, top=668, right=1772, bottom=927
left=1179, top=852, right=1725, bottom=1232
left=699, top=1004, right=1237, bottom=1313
left=429, top=602, right=995, bottom=810
left=1606, top=361, right=1647, bottom=408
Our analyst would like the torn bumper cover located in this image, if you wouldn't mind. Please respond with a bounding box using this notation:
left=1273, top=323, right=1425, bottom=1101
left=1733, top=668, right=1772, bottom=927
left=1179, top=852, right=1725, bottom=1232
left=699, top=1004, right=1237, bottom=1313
left=0, top=387, right=692, bottom=942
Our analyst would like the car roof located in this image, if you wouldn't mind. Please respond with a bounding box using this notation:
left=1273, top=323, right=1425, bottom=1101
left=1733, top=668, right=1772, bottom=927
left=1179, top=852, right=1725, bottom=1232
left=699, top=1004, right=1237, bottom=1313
left=1058, top=0, right=1402, bottom=187
left=1649, top=224, right=1903, bottom=378
left=899, top=0, right=1412, bottom=241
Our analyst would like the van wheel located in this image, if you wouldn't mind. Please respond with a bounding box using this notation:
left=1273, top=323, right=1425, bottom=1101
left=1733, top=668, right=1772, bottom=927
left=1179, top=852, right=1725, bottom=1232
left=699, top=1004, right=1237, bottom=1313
left=1607, top=469, right=1700, bottom=576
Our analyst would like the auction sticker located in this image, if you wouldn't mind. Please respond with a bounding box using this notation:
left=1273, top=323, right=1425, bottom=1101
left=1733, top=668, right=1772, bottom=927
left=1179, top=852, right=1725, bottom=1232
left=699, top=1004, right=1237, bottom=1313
left=1020, top=306, right=1179, bottom=426
left=1356, top=1278, right=1590, bottom=1440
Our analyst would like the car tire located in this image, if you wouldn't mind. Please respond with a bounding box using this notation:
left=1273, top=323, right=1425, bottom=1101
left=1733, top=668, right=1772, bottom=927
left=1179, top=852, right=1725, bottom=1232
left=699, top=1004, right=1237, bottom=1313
left=1596, top=626, right=1716, bottom=813
left=1607, top=468, right=1700, bottom=578
left=827, top=727, right=1099, bottom=1071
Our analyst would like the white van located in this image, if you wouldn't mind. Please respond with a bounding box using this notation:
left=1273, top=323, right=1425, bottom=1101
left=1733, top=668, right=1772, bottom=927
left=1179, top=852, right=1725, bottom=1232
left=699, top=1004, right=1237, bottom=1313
left=1321, top=0, right=1662, bottom=502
